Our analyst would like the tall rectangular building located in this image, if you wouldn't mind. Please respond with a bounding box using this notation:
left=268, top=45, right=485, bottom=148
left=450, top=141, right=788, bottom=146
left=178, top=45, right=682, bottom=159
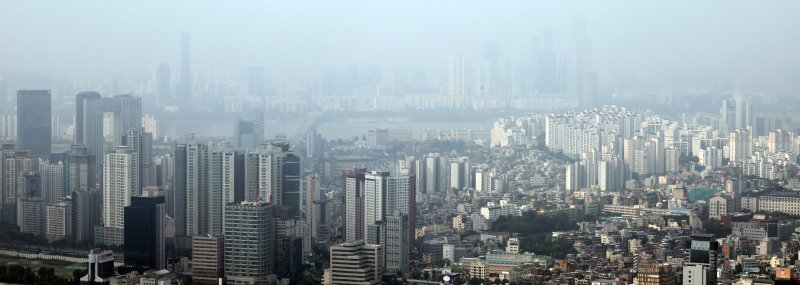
left=224, top=201, right=274, bottom=285
left=123, top=128, right=154, bottom=189
left=75, top=93, right=142, bottom=171
left=155, top=63, right=170, bottom=107
left=18, top=172, right=45, bottom=237
left=184, top=142, right=209, bottom=236
left=67, top=145, right=97, bottom=193
left=102, top=146, right=138, bottom=245
left=45, top=198, right=72, bottom=242
left=109, top=95, right=142, bottom=147
left=71, top=189, right=102, bottom=242
left=123, top=187, right=165, bottom=270
left=16, top=90, right=51, bottom=158
left=36, top=159, right=64, bottom=207
left=192, top=235, right=224, bottom=285
left=221, top=151, right=245, bottom=204
left=343, top=169, right=366, bottom=242
left=383, top=214, right=410, bottom=275
left=179, top=33, right=192, bottom=107
left=0, top=145, right=35, bottom=225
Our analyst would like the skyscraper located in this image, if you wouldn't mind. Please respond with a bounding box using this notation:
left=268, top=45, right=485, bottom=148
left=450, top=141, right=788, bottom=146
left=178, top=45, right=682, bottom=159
left=305, top=173, right=328, bottom=244
left=207, top=150, right=224, bottom=235
left=16, top=90, right=51, bottom=158
left=122, top=128, right=154, bottom=189
left=179, top=32, right=192, bottom=108
left=74, top=93, right=142, bottom=171
left=102, top=146, right=138, bottom=245
left=448, top=56, right=466, bottom=97
left=567, top=19, right=597, bottom=109
left=109, top=95, right=143, bottom=147
left=155, top=62, right=171, bottom=108
left=343, top=169, right=366, bottom=242
left=221, top=150, right=245, bottom=204
left=235, top=114, right=264, bottom=150
left=123, top=187, right=165, bottom=270
left=383, top=213, right=410, bottom=275
left=184, top=142, right=209, bottom=236
left=172, top=144, right=188, bottom=239
left=224, top=201, right=274, bottom=284
left=71, top=188, right=102, bottom=242
left=248, top=66, right=266, bottom=98
left=74, top=92, right=100, bottom=145
left=350, top=170, right=414, bottom=273
left=67, top=145, right=97, bottom=193
left=734, top=96, right=752, bottom=130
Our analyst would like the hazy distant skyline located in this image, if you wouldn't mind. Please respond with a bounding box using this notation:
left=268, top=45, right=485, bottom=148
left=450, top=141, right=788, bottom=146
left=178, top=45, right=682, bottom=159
left=2, top=1, right=799, bottom=94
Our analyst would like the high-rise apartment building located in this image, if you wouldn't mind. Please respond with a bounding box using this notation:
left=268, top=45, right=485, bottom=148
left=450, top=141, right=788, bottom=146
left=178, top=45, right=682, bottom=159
left=102, top=146, right=138, bottom=245
left=45, top=198, right=72, bottom=242
left=729, top=128, right=753, bottom=162
left=18, top=172, right=45, bottom=237
left=185, top=142, right=210, bottom=236
left=448, top=56, right=466, bottom=97
left=0, top=145, right=35, bottom=225
left=16, top=90, right=51, bottom=158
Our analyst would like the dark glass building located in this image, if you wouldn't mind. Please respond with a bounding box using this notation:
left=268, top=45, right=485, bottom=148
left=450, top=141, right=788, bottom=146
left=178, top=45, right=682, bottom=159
left=16, top=90, right=51, bottom=158
left=123, top=190, right=165, bottom=270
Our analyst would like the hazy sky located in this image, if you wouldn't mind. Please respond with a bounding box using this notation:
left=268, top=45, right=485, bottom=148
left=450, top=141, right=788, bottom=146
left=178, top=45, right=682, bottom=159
left=1, top=1, right=799, bottom=93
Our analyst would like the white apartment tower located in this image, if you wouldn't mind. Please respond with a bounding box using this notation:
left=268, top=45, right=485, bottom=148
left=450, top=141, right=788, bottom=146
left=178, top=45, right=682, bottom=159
left=103, top=146, right=138, bottom=230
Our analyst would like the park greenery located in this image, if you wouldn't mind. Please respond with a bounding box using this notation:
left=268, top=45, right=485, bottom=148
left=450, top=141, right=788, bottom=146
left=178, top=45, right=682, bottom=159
left=491, top=212, right=578, bottom=258
left=0, top=264, right=85, bottom=285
